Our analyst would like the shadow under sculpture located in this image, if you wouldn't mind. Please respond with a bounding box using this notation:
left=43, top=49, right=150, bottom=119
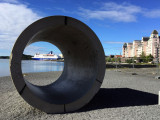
left=10, top=16, right=106, bottom=113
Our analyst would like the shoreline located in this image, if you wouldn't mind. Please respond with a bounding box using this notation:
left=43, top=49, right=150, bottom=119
left=0, top=67, right=158, bottom=78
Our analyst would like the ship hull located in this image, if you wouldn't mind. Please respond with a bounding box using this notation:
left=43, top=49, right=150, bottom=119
left=32, top=58, right=58, bottom=61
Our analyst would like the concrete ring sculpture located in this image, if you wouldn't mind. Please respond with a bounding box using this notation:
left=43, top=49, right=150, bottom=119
left=10, top=16, right=105, bottom=113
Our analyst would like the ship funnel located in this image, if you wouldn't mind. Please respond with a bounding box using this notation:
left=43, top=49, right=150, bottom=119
left=10, top=16, right=105, bottom=113
left=49, top=51, right=53, bottom=54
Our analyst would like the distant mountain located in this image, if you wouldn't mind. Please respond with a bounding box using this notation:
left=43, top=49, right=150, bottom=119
left=0, top=54, right=33, bottom=60
left=22, top=54, right=33, bottom=60
left=0, top=56, right=9, bottom=59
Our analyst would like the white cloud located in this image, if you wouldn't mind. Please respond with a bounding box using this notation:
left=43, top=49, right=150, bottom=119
left=0, top=2, right=41, bottom=55
left=104, top=47, right=122, bottom=50
left=0, top=0, right=18, bottom=4
left=104, top=41, right=124, bottom=44
left=78, top=2, right=160, bottom=22
left=0, top=33, right=17, bottom=50
left=78, top=2, right=142, bottom=22
left=24, top=45, right=45, bottom=56
left=102, top=2, right=141, bottom=14
left=143, top=9, right=160, bottom=18
left=24, top=44, right=62, bottom=56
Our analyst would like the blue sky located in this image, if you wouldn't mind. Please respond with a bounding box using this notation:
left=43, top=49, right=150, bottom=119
left=0, top=0, right=160, bottom=56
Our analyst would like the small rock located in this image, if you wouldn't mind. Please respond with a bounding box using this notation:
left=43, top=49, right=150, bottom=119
left=132, top=73, right=137, bottom=75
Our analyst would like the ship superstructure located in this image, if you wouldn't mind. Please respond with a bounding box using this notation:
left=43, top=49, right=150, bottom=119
left=32, top=51, right=60, bottom=60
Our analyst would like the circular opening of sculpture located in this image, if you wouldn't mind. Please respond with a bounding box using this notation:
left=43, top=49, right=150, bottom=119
left=22, top=42, right=64, bottom=86
left=18, top=23, right=97, bottom=104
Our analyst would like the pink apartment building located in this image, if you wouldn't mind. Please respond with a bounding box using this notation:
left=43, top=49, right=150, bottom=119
left=122, top=30, right=160, bottom=59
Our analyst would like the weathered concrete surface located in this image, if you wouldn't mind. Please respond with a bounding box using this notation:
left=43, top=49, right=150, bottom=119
left=10, top=16, right=105, bottom=113
left=1, top=69, right=160, bottom=120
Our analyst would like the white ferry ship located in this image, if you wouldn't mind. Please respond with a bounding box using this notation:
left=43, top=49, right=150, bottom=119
left=32, top=51, right=60, bottom=60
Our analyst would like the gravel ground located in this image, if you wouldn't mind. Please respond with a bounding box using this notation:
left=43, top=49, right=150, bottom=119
left=1, top=68, right=160, bottom=120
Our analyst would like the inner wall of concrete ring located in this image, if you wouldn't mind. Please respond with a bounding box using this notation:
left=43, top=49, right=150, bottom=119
left=10, top=16, right=106, bottom=113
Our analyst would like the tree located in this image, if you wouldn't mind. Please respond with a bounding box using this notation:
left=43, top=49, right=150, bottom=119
left=133, top=56, right=137, bottom=60
left=117, top=57, right=121, bottom=63
left=22, top=54, right=33, bottom=60
left=139, top=52, right=153, bottom=63
left=125, top=59, right=132, bottom=64
left=133, top=56, right=137, bottom=63
left=140, top=52, right=147, bottom=63
left=146, top=54, right=153, bottom=62
left=106, top=57, right=111, bottom=62
left=111, top=58, right=115, bottom=62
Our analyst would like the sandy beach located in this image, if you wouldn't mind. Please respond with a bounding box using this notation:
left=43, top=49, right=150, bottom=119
left=1, top=68, right=160, bottom=120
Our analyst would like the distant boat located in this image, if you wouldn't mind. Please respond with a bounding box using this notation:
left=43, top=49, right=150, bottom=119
left=32, top=51, right=60, bottom=61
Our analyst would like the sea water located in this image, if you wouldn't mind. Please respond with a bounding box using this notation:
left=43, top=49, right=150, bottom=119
left=0, top=59, right=64, bottom=77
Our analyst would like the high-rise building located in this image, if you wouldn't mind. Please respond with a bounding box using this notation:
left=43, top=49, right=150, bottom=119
left=122, top=30, right=160, bottom=59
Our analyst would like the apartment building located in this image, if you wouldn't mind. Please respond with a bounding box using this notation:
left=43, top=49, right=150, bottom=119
left=122, top=30, right=160, bottom=58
